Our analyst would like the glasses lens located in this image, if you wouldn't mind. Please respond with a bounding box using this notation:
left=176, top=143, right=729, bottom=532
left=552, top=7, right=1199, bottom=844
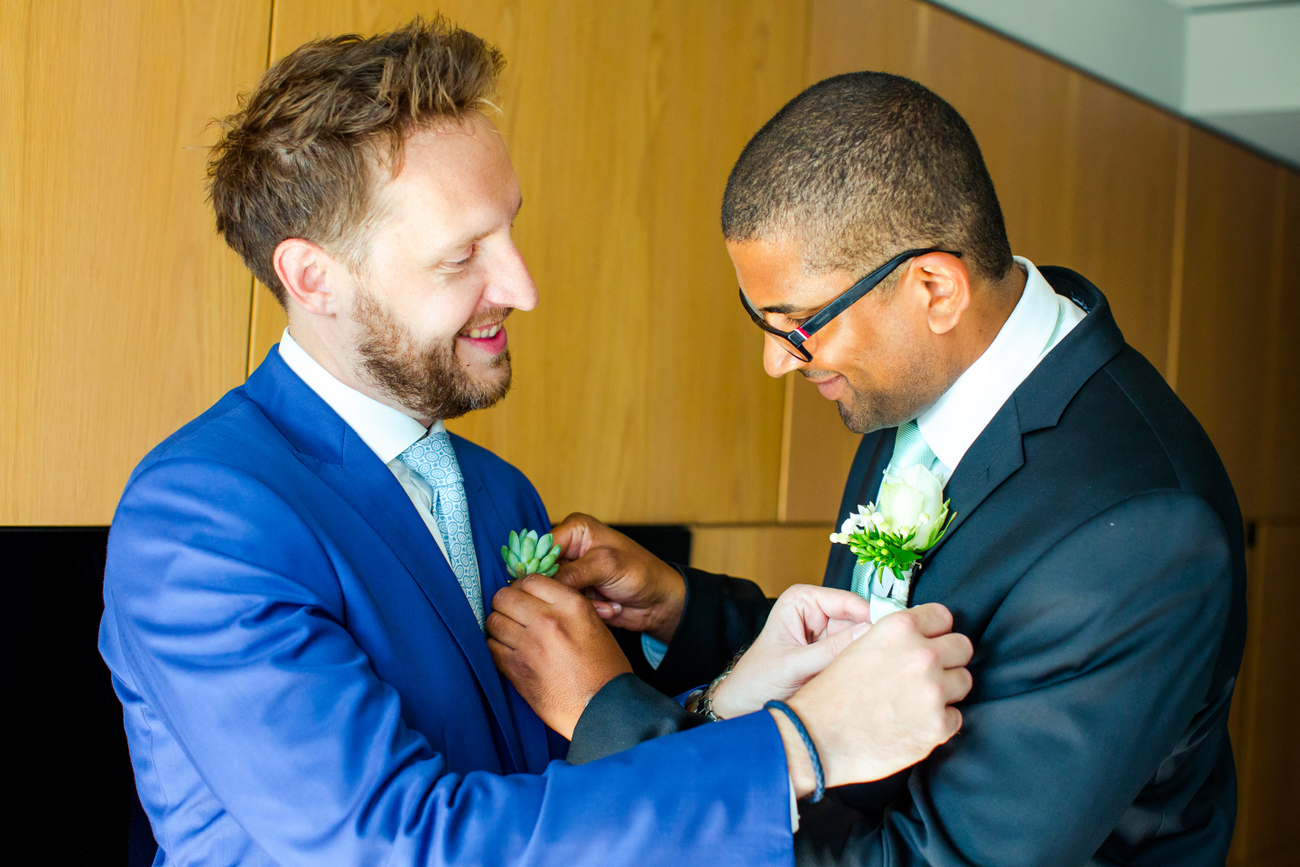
left=739, top=289, right=811, bottom=361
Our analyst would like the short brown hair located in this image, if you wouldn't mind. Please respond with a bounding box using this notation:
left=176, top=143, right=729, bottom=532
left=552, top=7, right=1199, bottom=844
left=722, top=72, right=1012, bottom=284
left=207, top=16, right=504, bottom=306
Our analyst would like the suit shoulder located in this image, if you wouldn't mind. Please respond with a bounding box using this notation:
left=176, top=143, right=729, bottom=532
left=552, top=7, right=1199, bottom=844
left=124, top=386, right=295, bottom=494
left=1097, top=348, right=1237, bottom=506
left=1038, top=345, right=1245, bottom=573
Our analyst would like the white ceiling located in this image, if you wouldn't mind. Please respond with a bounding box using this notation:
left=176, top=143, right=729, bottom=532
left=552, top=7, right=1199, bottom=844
left=930, top=0, right=1300, bottom=168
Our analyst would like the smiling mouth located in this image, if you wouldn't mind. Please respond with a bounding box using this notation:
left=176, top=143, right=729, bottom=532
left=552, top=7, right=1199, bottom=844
left=459, top=322, right=503, bottom=339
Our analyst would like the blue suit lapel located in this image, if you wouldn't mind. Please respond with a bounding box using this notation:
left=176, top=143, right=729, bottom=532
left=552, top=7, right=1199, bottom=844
left=244, top=351, right=529, bottom=774
left=453, top=436, right=552, bottom=773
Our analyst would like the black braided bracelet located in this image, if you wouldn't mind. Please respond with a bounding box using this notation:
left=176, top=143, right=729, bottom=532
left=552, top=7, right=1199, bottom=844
left=764, top=699, right=825, bottom=804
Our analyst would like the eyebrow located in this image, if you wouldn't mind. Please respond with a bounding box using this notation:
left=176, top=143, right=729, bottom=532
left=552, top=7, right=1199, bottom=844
left=759, top=302, right=810, bottom=315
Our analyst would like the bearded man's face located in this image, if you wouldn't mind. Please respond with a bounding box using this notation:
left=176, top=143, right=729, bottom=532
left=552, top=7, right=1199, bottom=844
left=340, top=115, right=537, bottom=422
left=353, top=282, right=512, bottom=421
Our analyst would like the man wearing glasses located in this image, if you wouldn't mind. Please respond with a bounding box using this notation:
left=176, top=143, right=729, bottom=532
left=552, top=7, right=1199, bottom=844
left=489, top=72, right=1245, bottom=865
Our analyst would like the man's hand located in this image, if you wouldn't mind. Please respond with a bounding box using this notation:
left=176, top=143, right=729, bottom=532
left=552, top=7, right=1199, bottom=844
left=550, top=513, right=687, bottom=643
left=775, top=604, right=974, bottom=797
left=710, top=584, right=872, bottom=718
left=486, top=574, right=633, bottom=739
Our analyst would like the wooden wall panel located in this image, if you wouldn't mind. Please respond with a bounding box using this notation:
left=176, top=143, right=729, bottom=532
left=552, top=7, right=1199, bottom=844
left=0, top=0, right=272, bottom=524
left=1257, top=170, right=1300, bottom=521
left=1062, top=78, right=1182, bottom=374
left=1176, top=130, right=1278, bottom=520
left=266, top=0, right=806, bottom=524
left=807, top=0, right=923, bottom=83
left=690, top=523, right=835, bottom=598
left=782, top=375, right=861, bottom=522
left=1227, top=522, right=1300, bottom=866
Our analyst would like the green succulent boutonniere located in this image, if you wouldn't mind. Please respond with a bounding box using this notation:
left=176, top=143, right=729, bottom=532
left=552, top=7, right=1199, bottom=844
left=500, top=529, right=563, bottom=581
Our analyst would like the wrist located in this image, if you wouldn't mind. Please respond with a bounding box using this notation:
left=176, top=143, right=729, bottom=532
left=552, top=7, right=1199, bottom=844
left=645, top=563, right=687, bottom=643
left=769, top=708, right=817, bottom=799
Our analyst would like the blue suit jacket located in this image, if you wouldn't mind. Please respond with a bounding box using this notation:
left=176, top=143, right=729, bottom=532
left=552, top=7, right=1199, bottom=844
left=99, top=349, right=792, bottom=867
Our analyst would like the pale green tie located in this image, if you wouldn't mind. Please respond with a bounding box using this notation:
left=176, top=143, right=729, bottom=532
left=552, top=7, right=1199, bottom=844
left=851, top=421, right=939, bottom=598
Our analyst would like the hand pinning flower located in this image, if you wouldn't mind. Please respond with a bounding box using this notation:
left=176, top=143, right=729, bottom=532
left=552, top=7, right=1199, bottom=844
left=500, top=529, right=563, bottom=581
left=831, top=464, right=954, bottom=576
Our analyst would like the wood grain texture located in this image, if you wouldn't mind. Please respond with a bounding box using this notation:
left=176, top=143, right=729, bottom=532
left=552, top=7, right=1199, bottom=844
left=782, top=375, right=862, bottom=522
left=807, top=0, right=923, bottom=84
left=689, top=523, right=835, bottom=598
left=1176, top=129, right=1278, bottom=519
left=1227, top=522, right=1300, bottom=866
left=0, top=0, right=272, bottom=524
left=1256, top=170, right=1300, bottom=520
left=265, top=0, right=806, bottom=524
left=1063, top=78, right=1182, bottom=374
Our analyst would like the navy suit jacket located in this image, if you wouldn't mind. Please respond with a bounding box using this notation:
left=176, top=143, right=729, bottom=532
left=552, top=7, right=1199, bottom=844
left=573, top=269, right=1246, bottom=866
left=99, top=349, right=792, bottom=867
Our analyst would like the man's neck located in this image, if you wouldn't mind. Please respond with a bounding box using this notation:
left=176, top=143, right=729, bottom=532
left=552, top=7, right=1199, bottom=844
left=954, top=262, right=1028, bottom=374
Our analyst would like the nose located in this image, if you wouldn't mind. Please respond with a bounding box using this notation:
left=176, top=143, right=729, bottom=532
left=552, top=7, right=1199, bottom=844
left=483, top=242, right=538, bottom=312
left=762, top=334, right=804, bottom=378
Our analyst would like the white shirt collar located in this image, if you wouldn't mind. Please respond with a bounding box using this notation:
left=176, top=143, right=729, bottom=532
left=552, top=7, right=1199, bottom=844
left=916, top=257, right=1084, bottom=478
left=277, top=329, right=438, bottom=463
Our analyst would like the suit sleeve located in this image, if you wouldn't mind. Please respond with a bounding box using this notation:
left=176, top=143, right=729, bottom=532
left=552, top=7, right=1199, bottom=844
left=99, top=459, right=793, bottom=867
left=630, top=566, right=775, bottom=696
left=793, top=491, right=1235, bottom=867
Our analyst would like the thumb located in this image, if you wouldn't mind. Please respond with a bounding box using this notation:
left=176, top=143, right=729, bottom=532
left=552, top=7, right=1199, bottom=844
left=550, top=513, right=598, bottom=562
left=821, top=621, right=871, bottom=660
left=785, top=623, right=870, bottom=685
left=554, top=550, right=613, bottom=592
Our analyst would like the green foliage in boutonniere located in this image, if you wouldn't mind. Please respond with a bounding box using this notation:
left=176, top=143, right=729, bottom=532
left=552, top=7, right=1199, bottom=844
left=500, top=529, right=563, bottom=581
left=830, top=464, right=955, bottom=576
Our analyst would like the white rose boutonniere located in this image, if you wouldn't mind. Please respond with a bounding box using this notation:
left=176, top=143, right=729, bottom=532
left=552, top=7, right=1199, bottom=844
left=830, top=464, right=954, bottom=615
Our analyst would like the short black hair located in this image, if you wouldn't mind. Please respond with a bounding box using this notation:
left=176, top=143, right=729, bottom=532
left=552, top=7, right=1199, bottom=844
left=721, top=72, right=1013, bottom=283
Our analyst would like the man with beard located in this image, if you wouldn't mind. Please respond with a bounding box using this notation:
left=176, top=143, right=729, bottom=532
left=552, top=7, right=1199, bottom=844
left=98, top=18, right=975, bottom=867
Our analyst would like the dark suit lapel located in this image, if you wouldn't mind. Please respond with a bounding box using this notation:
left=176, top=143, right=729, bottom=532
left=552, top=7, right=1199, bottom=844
left=453, top=439, right=549, bottom=773
left=913, top=267, right=1126, bottom=593
left=824, top=430, right=893, bottom=590
left=244, top=352, right=528, bottom=773
left=920, top=400, right=1025, bottom=569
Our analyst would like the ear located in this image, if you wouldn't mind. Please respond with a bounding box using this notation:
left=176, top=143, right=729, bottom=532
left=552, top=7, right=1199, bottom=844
left=909, top=252, right=970, bottom=335
left=272, top=238, right=347, bottom=317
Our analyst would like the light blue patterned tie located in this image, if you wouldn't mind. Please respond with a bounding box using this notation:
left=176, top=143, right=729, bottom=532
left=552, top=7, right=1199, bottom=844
left=851, top=420, right=940, bottom=599
left=397, top=429, right=485, bottom=628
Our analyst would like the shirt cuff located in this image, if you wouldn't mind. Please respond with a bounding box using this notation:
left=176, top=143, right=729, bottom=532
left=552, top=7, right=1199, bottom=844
left=640, top=633, right=668, bottom=669
left=788, top=775, right=800, bottom=832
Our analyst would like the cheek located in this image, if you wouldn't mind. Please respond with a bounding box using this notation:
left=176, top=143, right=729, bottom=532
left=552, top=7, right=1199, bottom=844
left=401, top=287, right=484, bottom=342
left=832, top=306, right=916, bottom=393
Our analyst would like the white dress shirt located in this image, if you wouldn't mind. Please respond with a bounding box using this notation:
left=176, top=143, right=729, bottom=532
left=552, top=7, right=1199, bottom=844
left=916, top=256, right=1086, bottom=483
left=277, top=329, right=469, bottom=572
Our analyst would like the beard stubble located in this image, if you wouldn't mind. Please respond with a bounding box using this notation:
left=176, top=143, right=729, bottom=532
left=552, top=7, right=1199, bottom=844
left=352, top=286, right=512, bottom=422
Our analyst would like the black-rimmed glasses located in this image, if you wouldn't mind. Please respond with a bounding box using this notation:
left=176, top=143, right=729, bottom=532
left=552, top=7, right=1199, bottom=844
left=739, top=247, right=962, bottom=362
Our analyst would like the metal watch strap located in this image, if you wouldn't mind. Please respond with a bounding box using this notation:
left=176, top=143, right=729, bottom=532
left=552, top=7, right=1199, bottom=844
left=692, top=646, right=749, bottom=721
